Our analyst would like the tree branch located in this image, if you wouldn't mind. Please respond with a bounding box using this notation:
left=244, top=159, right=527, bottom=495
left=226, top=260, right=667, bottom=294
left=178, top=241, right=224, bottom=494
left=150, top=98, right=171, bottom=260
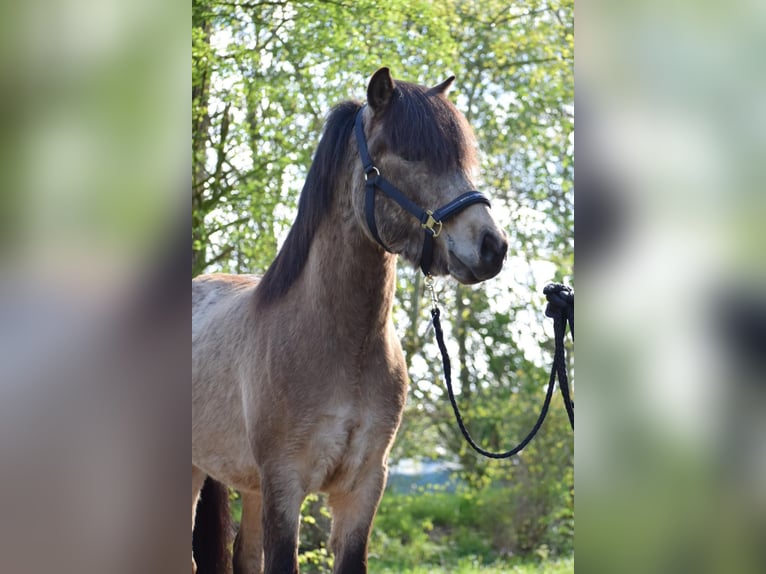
left=204, top=244, right=236, bottom=270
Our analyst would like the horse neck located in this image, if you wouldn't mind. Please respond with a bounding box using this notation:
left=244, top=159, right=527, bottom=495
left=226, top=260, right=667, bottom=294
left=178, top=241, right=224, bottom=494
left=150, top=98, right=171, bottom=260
left=298, top=182, right=397, bottom=338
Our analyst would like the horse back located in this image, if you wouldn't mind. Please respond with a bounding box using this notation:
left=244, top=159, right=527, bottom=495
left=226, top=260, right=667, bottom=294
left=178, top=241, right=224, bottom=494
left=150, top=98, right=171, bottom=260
left=193, top=273, right=260, bottom=318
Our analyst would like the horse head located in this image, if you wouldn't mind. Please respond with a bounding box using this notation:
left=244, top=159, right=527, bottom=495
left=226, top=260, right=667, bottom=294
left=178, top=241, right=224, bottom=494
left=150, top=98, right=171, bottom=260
left=352, top=67, right=508, bottom=284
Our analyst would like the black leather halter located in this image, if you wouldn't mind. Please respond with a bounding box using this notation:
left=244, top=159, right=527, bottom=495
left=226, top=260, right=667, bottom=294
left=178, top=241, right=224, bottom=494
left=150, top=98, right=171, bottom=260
left=354, top=106, right=491, bottom=275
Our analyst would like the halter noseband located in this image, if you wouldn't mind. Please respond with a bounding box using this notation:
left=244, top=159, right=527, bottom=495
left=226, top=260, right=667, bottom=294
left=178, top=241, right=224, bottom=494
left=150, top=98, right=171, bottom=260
left=354, top=106, right=491, bottom=276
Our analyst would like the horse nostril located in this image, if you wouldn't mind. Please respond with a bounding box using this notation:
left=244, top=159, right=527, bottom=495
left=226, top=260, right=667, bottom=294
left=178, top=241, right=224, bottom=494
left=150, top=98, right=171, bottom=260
left=480, top=231, right=508, bottom=268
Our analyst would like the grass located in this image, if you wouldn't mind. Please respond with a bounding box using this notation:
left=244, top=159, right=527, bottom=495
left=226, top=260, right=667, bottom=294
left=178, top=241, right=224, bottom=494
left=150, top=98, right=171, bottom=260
left=228, top=484, right=573, bottom=574
left=376, top=555, right=574, bottom=573
left=368, top=486, right=573, bottom=569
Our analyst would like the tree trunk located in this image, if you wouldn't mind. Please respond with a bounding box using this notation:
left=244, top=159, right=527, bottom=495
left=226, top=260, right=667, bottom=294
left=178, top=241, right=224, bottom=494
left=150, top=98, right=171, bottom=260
left=192, top=15, right=211, bottom=277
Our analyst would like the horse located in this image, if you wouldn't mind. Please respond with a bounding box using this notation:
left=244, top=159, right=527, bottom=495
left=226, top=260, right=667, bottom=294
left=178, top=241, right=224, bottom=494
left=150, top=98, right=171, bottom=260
left=192, top=67, right=508, bottom=574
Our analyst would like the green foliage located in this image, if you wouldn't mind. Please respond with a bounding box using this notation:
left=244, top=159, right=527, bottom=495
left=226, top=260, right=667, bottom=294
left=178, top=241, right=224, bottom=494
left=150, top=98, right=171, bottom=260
left=377, top=555, right=574, bottom=574
left=298, top=493, right=333, bottom=573
left=370, top=484, right=573, bottom=568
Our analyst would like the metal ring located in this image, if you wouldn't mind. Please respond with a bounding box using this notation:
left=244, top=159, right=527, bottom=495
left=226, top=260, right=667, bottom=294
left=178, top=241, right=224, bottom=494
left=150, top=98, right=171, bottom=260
left=364, top=166, right=380, bottom=181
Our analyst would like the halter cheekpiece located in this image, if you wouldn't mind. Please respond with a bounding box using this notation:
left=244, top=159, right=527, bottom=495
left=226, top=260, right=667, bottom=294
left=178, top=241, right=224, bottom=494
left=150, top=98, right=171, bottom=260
left=354, top=106, right=491, bottom=275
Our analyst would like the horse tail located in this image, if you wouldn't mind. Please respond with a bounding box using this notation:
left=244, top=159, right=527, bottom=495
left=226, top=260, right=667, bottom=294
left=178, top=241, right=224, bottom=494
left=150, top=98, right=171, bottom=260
left=193, top=478, right=232, bottom=574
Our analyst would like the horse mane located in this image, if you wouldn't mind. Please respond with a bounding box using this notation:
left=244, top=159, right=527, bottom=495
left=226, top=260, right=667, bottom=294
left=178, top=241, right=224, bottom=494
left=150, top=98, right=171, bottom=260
left=256, top=99, right=362, bottom=305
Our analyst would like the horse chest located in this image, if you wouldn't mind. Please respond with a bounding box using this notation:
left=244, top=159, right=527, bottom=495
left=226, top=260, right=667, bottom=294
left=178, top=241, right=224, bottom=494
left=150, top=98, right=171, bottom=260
left=303, top=402, right=389, bottom=493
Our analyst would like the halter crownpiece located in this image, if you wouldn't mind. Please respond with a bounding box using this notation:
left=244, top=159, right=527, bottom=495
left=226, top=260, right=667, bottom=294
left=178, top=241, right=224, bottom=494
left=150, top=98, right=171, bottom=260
left=354, top=106, right=491, bottom=276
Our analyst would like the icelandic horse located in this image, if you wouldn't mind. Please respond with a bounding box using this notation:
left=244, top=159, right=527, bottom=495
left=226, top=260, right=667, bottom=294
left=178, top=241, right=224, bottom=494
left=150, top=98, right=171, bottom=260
left=192, top=67, right=507, bottom=574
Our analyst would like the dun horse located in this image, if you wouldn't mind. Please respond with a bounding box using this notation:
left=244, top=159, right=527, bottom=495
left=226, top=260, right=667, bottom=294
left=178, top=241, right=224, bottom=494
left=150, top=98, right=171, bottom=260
left=192, top=68, right=508, bottom=574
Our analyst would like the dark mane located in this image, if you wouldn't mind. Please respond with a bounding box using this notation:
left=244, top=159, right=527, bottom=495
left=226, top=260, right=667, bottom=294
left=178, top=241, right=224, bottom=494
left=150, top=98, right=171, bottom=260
left=379, top=81, right=477, bottom=172
left=255, top=100, right=362, bottom=305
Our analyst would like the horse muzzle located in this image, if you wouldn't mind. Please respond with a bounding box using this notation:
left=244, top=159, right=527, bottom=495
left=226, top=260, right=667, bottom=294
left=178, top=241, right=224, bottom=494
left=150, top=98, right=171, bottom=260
left=447, top=228, right=508, bottom=284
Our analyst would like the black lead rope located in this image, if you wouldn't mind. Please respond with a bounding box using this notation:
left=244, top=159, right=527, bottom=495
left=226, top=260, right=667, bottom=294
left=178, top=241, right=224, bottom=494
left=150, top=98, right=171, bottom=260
left=429, top=280, right=574, bottom=459
left=544, top=283, right=575, bottom=429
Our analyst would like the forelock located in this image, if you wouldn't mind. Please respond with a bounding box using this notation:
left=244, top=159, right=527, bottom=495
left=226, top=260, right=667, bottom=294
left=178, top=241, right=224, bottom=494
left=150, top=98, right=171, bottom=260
left=378, top=81, right=477, bottom=172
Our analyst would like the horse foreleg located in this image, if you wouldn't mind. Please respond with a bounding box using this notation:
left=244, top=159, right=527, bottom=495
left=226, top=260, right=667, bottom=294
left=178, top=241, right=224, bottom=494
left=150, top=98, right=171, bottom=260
left=234, top=489, right=264, bottom=574
left=328, top=466, right=387, bottom=574
left=260, top=470, right=305, bottom=574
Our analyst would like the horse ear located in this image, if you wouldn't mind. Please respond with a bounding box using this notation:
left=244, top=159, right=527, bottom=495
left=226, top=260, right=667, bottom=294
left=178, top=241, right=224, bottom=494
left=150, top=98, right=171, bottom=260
left=430, top=75, right=456, bottom=95
left=367, top=67, right=395, bottom=112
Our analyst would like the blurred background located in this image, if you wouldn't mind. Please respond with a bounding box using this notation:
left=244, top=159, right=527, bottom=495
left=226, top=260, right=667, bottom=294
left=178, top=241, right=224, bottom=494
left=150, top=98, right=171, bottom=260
left=0, top=0, right=189, bottom=573
left=577, top=0, right=766, bottom=572
left=1, top=0, right=763, bottom=572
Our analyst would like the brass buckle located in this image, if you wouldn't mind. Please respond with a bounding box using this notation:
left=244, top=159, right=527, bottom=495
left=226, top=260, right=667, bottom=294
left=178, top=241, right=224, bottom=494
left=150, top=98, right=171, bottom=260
left=421, top=210, right=443, bottom=237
